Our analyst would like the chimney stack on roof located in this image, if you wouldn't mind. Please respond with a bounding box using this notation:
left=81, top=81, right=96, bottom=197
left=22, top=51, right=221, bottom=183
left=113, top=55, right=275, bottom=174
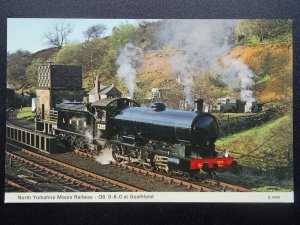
left=94, top=76, right=100, bottom=102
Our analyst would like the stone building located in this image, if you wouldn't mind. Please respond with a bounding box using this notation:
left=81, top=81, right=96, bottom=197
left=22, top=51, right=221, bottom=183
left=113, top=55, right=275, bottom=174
left=88, top=76, right=122, bottom=103
left=36, top=63, right=84, bottom=119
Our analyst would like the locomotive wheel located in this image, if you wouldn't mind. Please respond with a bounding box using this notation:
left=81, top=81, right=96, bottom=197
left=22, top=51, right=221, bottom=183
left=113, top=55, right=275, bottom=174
left=111, top=144, right=124, bottom=162
left=75, top=138, right=85, bottom=150
left=208, top=170, right=217, bottom=179
left=127, top=147, right=140, bottom=165
left=141, top=150, right=154, bottom=171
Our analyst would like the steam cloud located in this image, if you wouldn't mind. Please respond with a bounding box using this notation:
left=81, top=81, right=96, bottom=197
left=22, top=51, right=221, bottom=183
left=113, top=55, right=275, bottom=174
left=156, top=19, right=256, bottom=105
left=219, top=56, right=256, bottom=102
left=116, top=43, right=143, bottom=99
left=115, top=20, right=256, bottom=104
left=96, top=147, right=115, bottom=165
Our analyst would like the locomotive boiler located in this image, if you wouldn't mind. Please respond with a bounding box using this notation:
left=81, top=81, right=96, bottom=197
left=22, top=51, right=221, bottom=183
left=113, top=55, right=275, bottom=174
left=112, top=100, right=218, bottom=157
left=46, top=98, right=235, bottom=176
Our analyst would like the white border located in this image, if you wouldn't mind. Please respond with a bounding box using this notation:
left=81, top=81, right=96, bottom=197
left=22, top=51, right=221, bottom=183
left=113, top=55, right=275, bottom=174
left=5, top=192, right=294, bottom=203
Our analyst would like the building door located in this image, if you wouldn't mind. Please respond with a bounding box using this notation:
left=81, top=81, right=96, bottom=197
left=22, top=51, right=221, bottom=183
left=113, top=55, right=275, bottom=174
left=41, top=104, right=45, bottom=120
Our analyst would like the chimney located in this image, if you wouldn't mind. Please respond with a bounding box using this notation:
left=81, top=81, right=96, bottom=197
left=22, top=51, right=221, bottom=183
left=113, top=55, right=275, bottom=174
left=194, top=99, right=204, bottom=114
left=94, top=76, right=100, bottom=102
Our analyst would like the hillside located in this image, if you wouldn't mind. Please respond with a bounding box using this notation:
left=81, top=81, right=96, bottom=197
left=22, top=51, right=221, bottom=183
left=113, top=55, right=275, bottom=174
left=229, top=44, right=292, bottom=103
left=139, top=49, right=171, bottom=88
left=138, top=43, right=292, bottom=104
left=216, top=114, right=292, bottom=166
left=28, top=47, right=59, bottom=62
left=7, top=25, right=292, bottom=106
left=7, top=43, right=292, bottom=106
left=7, top=19, right=292, bottom=104
left=7, top=47, right=60, bottom=93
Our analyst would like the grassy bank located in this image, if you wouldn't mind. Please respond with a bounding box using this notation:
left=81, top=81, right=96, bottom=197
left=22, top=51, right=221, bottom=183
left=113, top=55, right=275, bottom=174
left=216, top=114, right=292, bottom=180
left=215, top=114, right=293, bottom=191
left=16, top=107, right=35, bottom=119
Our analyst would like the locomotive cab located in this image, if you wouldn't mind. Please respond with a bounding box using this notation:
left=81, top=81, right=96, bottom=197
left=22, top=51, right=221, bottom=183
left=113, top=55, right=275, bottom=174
left=93, top=108, right=107, bottom=139
left=92, top=98, right=140, bottom=139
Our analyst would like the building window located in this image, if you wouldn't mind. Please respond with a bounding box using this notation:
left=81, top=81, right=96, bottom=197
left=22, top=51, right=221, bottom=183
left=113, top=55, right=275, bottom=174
left=69, top=119, right=72, bottom=124
left=76, top=120, right=79, bottom=126
left=63, top=118, right=65, bottom=123
left=83, top=122, right=86, bottom=127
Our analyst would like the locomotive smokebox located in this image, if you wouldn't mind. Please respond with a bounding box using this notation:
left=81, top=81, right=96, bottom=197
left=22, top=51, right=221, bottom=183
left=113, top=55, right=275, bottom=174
left=194, top=99, right=204, bottom=114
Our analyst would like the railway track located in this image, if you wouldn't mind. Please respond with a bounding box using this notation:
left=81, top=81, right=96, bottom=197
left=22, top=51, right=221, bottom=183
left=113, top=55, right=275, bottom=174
left=5, top=144, right=216, bottom=192
left=6, top=149, right=145, bottom=192
left=5, top=178, right=33, bottom=192
left=20, top=148, right=216, bottom=192
left=74, top=149, right=253, bottom=192
left=6, top=151, right=106, bottom=192
left=5, top=140, right=253, bottom=192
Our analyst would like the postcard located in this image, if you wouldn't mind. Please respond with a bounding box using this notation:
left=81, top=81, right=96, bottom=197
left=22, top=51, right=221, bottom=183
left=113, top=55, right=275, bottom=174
left=5, top=18, right=294, bottom=203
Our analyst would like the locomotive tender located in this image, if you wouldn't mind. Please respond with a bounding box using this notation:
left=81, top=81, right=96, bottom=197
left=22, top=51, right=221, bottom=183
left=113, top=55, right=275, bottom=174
left=49, top=98, right=235, bottom=176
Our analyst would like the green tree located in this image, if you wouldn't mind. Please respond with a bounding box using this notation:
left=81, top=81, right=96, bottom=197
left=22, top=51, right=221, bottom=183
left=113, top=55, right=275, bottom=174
left=82, top=39, right=109, bottom=72
left=54, top=44, right=85, bottom=65
left=7, top=50, right=31, bottom=89
left=83, top=24, right=107, bottom=41
left=25, top=58, right=44, bottom=89
left=110, top=24, right=140, bottom=49
left=236, top=19, right=292, bottom=43
left=96, top=24, right=140, bottom=80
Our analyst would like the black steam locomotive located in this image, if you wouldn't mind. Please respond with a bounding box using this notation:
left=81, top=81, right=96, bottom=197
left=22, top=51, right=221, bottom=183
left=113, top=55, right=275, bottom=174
left=46, top=98, right=235, bottom=176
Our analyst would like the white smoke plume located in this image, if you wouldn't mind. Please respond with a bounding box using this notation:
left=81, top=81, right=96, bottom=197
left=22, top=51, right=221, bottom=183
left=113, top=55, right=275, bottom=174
left=217, top=56, right=256, bottom=102
left=116, top=42, right=143, bottom=99
left=96, top=147, right=115, bottom=165
left=84, top=130, right=93, bottom=140
left=156, top=19, right=256, bottom=104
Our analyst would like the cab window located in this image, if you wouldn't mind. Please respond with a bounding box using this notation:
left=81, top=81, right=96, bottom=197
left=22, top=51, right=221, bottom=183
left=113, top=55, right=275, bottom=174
left=94, top=109, right=106, bottom=122
left=101, top=110, right=106, bottom=122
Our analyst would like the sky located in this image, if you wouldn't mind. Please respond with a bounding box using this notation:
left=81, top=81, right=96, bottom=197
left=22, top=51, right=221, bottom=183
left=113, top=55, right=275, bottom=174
left=7, top=18, right=157, bottom=53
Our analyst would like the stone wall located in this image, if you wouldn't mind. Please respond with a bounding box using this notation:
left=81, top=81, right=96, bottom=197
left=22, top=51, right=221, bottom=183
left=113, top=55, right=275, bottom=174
left=36, top=64, right=84, bottom=118
left=36, top=88, right=84, bottom=118
left=36, top=89, right=51, bottom=117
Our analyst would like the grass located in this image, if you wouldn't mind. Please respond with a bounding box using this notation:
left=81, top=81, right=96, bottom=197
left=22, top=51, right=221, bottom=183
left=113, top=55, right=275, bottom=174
left=253, top=186, right=292, bottom=192
left=16, top=107, right=35, bottom=119
left=256, top=74, right=271, bottom=85
left=216, top=171, right=293, bottom=192
left=214, top=113, right=256, bottom=121
left=229, top=44, right=292, bottom=103
left=216, top=114, right=292, bottom=172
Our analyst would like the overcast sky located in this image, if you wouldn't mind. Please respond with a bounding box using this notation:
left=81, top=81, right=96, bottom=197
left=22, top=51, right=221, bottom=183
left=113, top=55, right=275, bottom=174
left=7, top=18, right=158, bottom=53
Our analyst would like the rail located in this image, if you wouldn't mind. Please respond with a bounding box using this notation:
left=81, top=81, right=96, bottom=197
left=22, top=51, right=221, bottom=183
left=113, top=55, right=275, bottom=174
left=6, top=151, right=105, bottom=191
left=74, top=149, right=253, bottom=192
left=5, top=178, right=32, bottom=192
left=19, top=148, right=145, bottom=192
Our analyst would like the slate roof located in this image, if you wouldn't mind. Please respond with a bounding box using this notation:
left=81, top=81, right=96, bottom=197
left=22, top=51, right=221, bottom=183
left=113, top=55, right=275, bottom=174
left=88, top=84, right=121, bottom=95
left=92, top=98, right=120, bottom=107
left=92, top=97, right=140, bottom=108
